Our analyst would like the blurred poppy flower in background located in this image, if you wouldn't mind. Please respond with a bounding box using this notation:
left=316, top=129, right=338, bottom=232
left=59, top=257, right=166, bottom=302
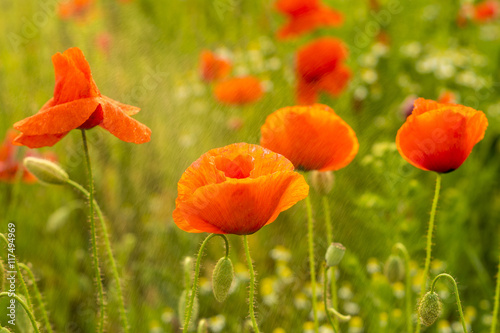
left=13, top=47, right=151, bottom=148
left=200, top=50, right=232, bottom=82
left=396, top=98, right=488, bottom=173
left=437, top=91, right=457, bottom=104
left=296, top=38, right=351, bottom=104
left=0, top=130, right=57, bottom=183
left=474, top=0, right=499, bottom=22
left=275, top=0, right=343, bottom=39
left=172, top=142, right=309, bottom=235
left=260, top=104, right=358, bottom=171
left=58, top=0, right=94, bottom=20
left=213, top=76, right=264, bottom=106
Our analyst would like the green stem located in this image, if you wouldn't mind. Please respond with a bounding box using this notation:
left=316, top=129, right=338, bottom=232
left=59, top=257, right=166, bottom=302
left=323, top=266, right=339, bottom=333
left=0, top=234, right=32, bottom=310
left=0, top=292, right=40, bottom=333
left=393, top=243, right=412, bottom=333
left=243, top=235, right=260, bottom=333
left=430, top=273, right=467, bottom=332
left=67, top=178, right=129, bottom=333
left=18, top=263, right=53, bottom=333
left=491, top=255, right=500, bottom=333
left=322, top=196, right=338, bottom=330
left=183, top=233, right=229, bottom=331
left=306, top=195, right=319, bottom=333
left=81, top=130, right=105, bottom=333
left=416, top=173, right=442, bottom=333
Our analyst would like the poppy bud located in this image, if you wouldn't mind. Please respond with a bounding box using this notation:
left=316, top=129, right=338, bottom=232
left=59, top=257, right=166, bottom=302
left=384, top=255, right=405, bottom=283
left=310, top=171, right=335, bottom=196
left=197, top=319, right=208, bottom=333
left=325, top=243, right=346, bottom=267
left=418, top=291, right=442, bottom=326
left=178, top=290, right=199, bottom=330
left=23, top=157, right=69, bottom=185
left=212, top=257, right=234, bottom=302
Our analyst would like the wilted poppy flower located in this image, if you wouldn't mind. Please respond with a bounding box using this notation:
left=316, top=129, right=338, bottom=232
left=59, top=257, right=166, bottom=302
left=275, top=0, right=343, bottom=39
left=200, top=50, right=232, bottom=82
left=213, top=76, right=264, bottom=106
left=396, top=98, right=488, bottom=173
left=13, top=47, right=151, bottom=148
left=58, top=0, right=94, bottom=20
left=296, top=38, right=351, bottom=104
left=260, top=104, right=358, bottom=171
left=173, top=143, right=309, bottom=235
left=0, top=130, right=56, bottom=183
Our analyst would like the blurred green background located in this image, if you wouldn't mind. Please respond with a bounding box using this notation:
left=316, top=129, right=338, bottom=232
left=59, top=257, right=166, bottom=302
left=0, top=0, right=499, bottom=332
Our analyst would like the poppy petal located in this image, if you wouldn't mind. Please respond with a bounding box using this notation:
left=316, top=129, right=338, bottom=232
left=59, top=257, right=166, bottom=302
left=297, top=79, right=318, bottom=105
left=13, top=98, right=100, bottom=136
left=100, top=98, right=151, bottom=144
left=175, top=171, right=308, bottom=235
left=101, top=95, right=140, bottom=116
left=318, top=65, right=351, bottom=97
left=13, top=132, right=69, bottom=149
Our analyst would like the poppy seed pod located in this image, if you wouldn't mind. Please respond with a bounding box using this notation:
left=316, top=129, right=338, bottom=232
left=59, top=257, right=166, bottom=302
left=384, top=255, right=405, bottom=284
left=310, top=170, right=334, bottom=195
left=418, top=291, right=442, bottom=326
left=23, top=157, right=69, bottom=185
left=325, top=242, right=345, bottom=267
left=212, top=257, right=234, bottom=302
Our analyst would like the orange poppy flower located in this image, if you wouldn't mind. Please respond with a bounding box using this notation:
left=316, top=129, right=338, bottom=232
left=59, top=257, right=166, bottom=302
left=58, top=0, right=94, bottom=20
left=173, top=143, right=309, bottom=235
left=396, top=98, right=488, bottom=173
left=13, top=47, right=151, bottom=148
left=296, top=38, right=351, bottom=105
left=474, top=0, right=499, bottom=22
left=200, top=50, right=232, bottom=82
left=437, top=91, right=457, bottom=104
left=0, top=130, right=56, bottom=183
left=275, top=0, right=343, bottom=39
left=260, top=104, right=358, bottom=171
left=213, top=76, right=264, bottom=106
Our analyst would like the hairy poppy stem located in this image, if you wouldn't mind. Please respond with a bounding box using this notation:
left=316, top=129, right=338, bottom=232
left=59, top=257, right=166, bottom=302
left=322, top=196, right=338, bottom=330
left=66, top=179, right=129, bottom=333
left=323, top=265, right=339, bottom=333
left=0, top=292, right=40, bottom=333
left=306, top=195, right=319, bottom=333
left=18, top=263, right=53, bottom=333
left=416, top=173, right=441, bottom=333
left=393, top=243, right=412, bottom=333
left=491, top=255, right=500, bottom=333
left=243, top=235, right=260, bottom=333
left=81, top=130, right=105, bottom=333
left=0, top=233, right=33, bottom=311
left=183, top=233, right=229, bottom=331
left=430, top=273, right=467, bottom=332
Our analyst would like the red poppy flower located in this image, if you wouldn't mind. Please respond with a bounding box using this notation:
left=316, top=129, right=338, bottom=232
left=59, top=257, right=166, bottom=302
left=173, top=143, right=309, bottom=235
left=58, top=0, right=94, bottom=20
left=200, top=50, right=232, bottom=82
left=396, top=98, right=488, bottom=173
left=296, top=38, right=351, bottom=105
left=474, top=0, right=499, bottom=22
left=275, top=0, right=343, bottom=39
left=213, top=76, right=264, bottom=106
left=437, top=91, right=457, bottom=104
left=0, top=130, right=56, bottom=183
left=260, top=104, right=358, bottom=171
left=13, top=47, right=151, bottom=148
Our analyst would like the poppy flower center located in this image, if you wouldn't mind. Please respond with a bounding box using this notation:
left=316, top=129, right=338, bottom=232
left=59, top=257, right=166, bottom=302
left=215, top=155, right=254, bottom=179
left=78, top=104, right=104, bottom=130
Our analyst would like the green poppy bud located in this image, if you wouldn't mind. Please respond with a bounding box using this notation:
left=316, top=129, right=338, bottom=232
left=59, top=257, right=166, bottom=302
left=325, top=243, right=346, bottom=267
left=384, top=255, right=405, bottom=283
left=212, top=257, right=234, bottom=302
left=178, top=290, right=199, bottom=330
left=23, top=157, right=69, bottom=185
left=310, top=171, right=335, bottom=196
left=418, top=291, right=442, bottom=326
